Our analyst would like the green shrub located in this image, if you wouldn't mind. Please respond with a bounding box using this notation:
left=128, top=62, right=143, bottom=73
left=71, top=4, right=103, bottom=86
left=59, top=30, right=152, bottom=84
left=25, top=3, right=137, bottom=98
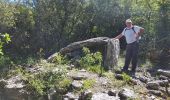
left=0, top=56, right=11, bottom=70
left=82, top=79, right=95, bottom=91
left=52, top=53, right=69, bottom=64
left=79, top=47, right=103, bottom=74
left=122, top=73, right=132, bottom=84
left=56, top=78, right=72, bottom=93
left=13, top=65, right=68, bottom=96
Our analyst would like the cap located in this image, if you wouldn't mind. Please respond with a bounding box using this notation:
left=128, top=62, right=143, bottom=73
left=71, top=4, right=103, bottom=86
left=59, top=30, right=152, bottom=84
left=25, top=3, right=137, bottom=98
left=126, top=19, right=132, bottom=23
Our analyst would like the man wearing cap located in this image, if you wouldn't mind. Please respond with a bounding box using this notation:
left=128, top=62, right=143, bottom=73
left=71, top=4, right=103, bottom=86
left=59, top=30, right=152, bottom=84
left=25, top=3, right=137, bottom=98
left=114, top=19, right=144, bottom=76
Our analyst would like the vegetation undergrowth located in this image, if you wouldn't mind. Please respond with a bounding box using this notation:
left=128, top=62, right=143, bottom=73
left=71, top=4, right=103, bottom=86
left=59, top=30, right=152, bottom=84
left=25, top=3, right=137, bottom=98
left=78, top=47, right=105, bottom=75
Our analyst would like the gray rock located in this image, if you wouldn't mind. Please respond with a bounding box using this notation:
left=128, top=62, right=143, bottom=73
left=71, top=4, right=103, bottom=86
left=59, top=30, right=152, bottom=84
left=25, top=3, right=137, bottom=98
left=148, top=90, right=162, bottom=97
left=108, top=89, right=117, bottom=96
left=71, top=80, right=83, bottom=90
left=138, top=76, right=149, bottom=83
left=158, top=80, right=169, bottom=87
left=157, top=69, right=170, bottom=78
left=50, top=37, right=120, bottom=70
left=130, top=79, right=138, bottom=85
left=147, top=81, right=160, bottom=90
left=147, top=80, right=169, bottom=90
left=104, top=39, right=120, bottom=70
left=72, top=73, right=88, bottom=80
left=115, top=74, right=123, bottom=80
left=80, top=89, right=93, bottom=100
left=91, top=92, right=119, bottom=100
left=63, top=92, right=79, bottom=100
left=159, top=75, right=169, bottom=80
left=118, top=88, right=136, bottom=100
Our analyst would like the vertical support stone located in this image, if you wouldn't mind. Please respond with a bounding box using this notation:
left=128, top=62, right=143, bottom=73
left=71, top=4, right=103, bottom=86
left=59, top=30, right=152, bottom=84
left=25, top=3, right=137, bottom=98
left=104, top=39, right=120, bottom=70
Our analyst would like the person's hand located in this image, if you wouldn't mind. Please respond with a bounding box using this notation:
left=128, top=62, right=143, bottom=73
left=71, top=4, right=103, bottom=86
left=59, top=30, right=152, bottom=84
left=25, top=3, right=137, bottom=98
left=135, top=32, right=140, bottom=39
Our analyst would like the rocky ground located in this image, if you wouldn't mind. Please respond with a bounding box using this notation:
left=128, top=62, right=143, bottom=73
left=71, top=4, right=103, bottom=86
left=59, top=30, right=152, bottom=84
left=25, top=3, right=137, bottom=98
left=0, top=61, right=170, bottom=100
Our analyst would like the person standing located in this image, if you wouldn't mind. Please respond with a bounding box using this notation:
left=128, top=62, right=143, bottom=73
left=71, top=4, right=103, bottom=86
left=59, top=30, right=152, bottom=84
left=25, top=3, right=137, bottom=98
left=114, top=19, right=144, bottom=76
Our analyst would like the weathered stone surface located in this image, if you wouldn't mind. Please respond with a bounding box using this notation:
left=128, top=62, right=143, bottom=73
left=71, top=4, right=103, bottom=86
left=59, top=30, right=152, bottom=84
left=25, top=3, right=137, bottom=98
left=71, top=73, right=88, bottom=80
left=147, top=80, right=169, bottom=90
left=157, top=69, right=170, bottom=78
left=108, top=89, right=117, bottom=96
left=48, top=37, right=120, bottom=70
left=63, top=92, right=79, bottom=100
left=159, top=75, right=169, bottom=80
left=59, top=37, right=109, bottom=54
left=103, top=39, right=120, bottom=70
left=139, top=76, right=149, bottom=83
left=146, top=81, right=160, bottom=90
left=118, top=88, right=136, bottom=100
left=91, top=92, right=118, bottom=100
left=130, top=79, right=138, bottom=85
left=115, top=74, right=123, bottom=80
left=80, top=89, right=93, bottom=100
left=0, top=76, right=29, bottom=100
left=71, top=80, right=83, bottom=90
left=148, top=90, right=162, bottom=97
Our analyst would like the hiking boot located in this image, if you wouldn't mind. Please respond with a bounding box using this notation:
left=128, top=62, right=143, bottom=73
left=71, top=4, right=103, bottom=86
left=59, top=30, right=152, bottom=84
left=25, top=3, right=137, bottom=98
left=130, top=71, right=136, bottom=78
left=121, top=68, right=129, bottom=74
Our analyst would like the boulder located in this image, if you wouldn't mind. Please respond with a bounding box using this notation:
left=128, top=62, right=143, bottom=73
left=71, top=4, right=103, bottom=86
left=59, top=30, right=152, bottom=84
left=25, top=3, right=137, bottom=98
left=157, top=69, right=170, bottom=78
left=115, top=74, right=123, bottom=80
left=148, top=90, right=162, bottom=97
left=80, top=89, right=93, bottom=100
left=71, top=80, right=83, bottom=90
left=146, top=80, right=169, bottom=90
left=63, top=92, right=79, bottom=100
left=108, top=89, right=117, bottom=96
left=118, top=88, right=136, bottom=100
left=138, top=76, right=149, bottom=83
left=71, top=73, right=88, bottom=80
left=146, top=81, right=160, bottom=90
left=91, top=92, right=118, bottom=100
left=48, top=37, right=120, bottom=70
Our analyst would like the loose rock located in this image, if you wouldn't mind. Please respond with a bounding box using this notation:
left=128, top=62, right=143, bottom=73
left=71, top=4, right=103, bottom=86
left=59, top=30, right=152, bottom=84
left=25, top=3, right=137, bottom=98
left=108, top=89, right=117, bottom=96
left=118, top=88, right=136, bottom=100
left=157, top=69, right=170, bottom=78
left=91, top=92, right=118, bottom=100
left=71, top=80, right=83, bottom=90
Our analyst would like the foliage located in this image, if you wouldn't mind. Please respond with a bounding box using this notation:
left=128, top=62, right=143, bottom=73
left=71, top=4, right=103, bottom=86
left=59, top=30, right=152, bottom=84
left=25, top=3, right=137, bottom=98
left=79, top=47, right=103, bottom=74
left=56, top=78, right=72, bottom=93
left=13, top=65, right=68, bottom=96
left=0, top=56, right=11, bottom=70
left=0, top=0, right=169, bottom=66
left=0, top=33, right=11, bottom=55
left=52, top=53, right=69, bottom=64
left=81, top=79, right=96, bottom=91
left=122, top=72, right=132, bottom=84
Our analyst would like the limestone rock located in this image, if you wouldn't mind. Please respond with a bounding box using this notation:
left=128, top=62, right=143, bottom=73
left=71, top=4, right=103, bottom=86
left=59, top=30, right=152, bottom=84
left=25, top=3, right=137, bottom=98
left=108, top=89, right=117, bottom=96
left=157, top=69, right=170, bottom=78
left=63, top=92, right=79, bottom=100
left=118, top=88, right=136, bottom=100
left=146, top=81, right=160, bottom=90
left=71, top=80, right=83, bottom=90
left=92, top=92, right=118, bottom=100
left=80, top=89, right=93, bottom=100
